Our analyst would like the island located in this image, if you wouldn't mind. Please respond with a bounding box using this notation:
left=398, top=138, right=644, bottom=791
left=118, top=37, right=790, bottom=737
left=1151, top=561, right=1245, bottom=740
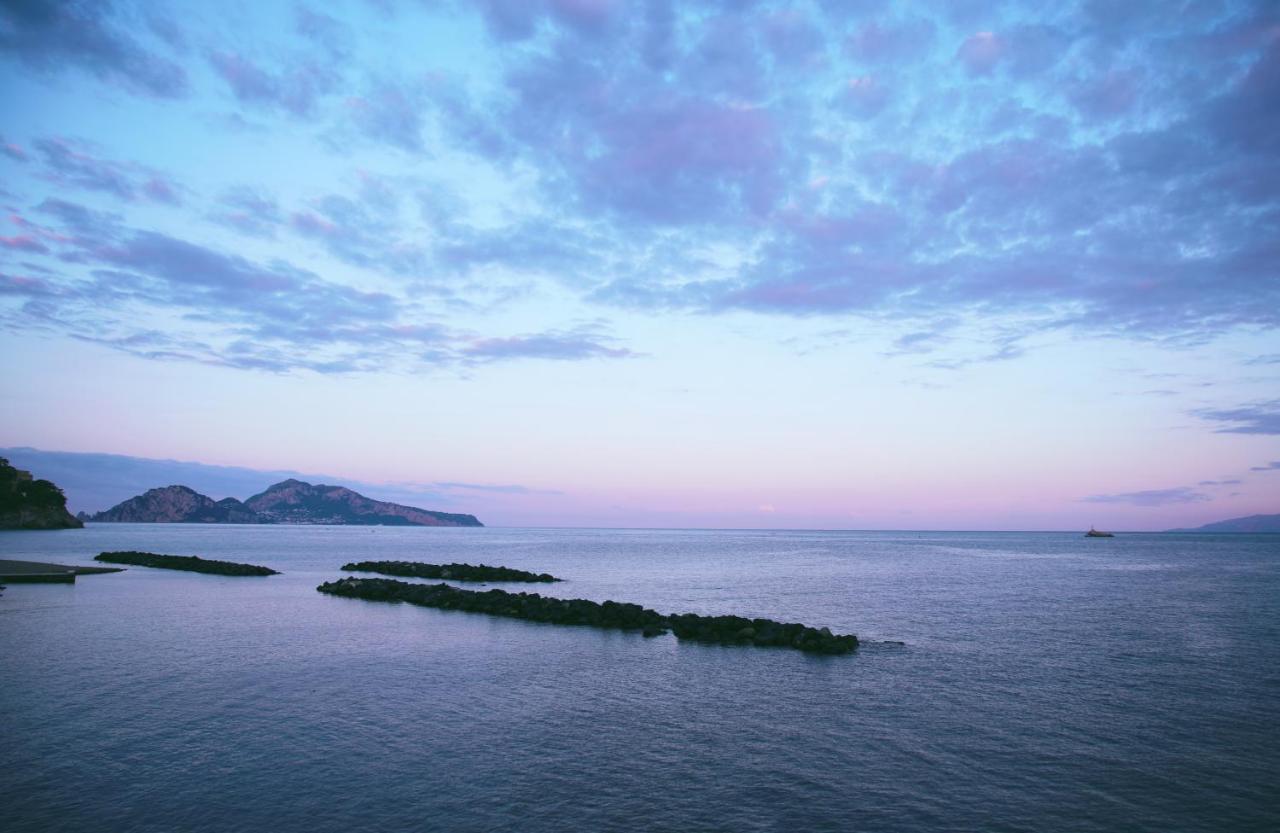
left=317, top=577, right=859, bottom=654
left=0, top=457, right=83, bottom=529
left=341, top=561, right=561, bottom=582
left=95, top=551, right=279, bottom=576
left=1167, top=513, right=1280, bottom=533
left=86, top=479, right=482, bottom=527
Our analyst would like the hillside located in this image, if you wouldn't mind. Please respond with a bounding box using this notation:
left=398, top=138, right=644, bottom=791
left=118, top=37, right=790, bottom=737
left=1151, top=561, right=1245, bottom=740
left=244, top=479, right=482, bottom=526
left=0, top=457, right=83, bottom=529
left=88, top=486, right=261, bottom=523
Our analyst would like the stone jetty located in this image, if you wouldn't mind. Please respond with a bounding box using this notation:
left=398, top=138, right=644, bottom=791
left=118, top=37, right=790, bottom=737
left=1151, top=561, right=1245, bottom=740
left=0, top=559, right=124, bottom=584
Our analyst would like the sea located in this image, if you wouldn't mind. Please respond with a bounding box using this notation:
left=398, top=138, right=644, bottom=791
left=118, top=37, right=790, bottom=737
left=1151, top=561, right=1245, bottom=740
left=1, top=525, right=1277, bottom=833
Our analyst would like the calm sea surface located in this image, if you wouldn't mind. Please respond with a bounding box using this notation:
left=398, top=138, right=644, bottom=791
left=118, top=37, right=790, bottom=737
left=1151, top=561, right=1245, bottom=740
left=2, top=525, right=1277, bottom=832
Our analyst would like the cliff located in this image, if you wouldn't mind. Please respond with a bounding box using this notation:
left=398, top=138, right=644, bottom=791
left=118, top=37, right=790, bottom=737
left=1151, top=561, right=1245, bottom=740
left=89, top=478, right=482, bottom=527
left=0, top=457, right=83, bottom=529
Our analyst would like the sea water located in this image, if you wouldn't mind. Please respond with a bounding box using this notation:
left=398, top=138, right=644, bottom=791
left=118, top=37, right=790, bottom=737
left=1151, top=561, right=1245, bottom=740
left=1, top=526, right=1277, bottom=832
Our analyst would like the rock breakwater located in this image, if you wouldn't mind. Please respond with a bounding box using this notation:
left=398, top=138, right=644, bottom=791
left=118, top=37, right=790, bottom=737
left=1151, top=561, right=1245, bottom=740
left=340, top=561, right=561, bottom=582
left=95, top=551, right=279, bottom=576
left=317, top=577, right=857, bottom=654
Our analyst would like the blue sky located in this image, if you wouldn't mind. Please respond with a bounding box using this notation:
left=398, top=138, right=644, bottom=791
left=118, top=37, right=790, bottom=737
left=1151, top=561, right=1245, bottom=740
left=1, top=0, right=1277, bottom=529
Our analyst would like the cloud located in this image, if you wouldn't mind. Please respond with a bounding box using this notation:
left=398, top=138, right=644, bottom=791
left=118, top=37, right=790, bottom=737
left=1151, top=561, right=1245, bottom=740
left=1082, top=487, right=1211, bottom=506
left=0, top=198, right=636, bottom=373
left=957, top=31, right=1005, bottom=75
left=846, top=18, right=935, bottom=64
left=295, top=6, right=352, bottom=60
left=1070, top=69, right=1141, bottom=120
left=840, top=76, right=889, bottom=117
left=0, top=0, right=188, bottom=97
left=1193, top=399, right=1280, bottom=435
left=32, top=138, right=182, bottom=204
left=211, top=187, right=285, bottom=237
left=568, top=94, right=783, bottom=223
left=886, top=327, right=951, bottom=356
left=208, top=50, right=338, bottom=117
left=1250, top=461, right=1280, bottom=472
left=462, top=328, right=635, bottom=362
left=434, top=481, right=563, bottom=496
left=415, top=3, right=1276, bottom=351
left=763, top=10, right=825, bottom=67
left=1, top=137, right=27, bottom=161
left=1197, top=479, right=1243, bottom=486
left=5, top=1, right=1279, bottom=372
left=341, top=78, right=433, bottom=154
left=474, top=0, right=617, bottom=41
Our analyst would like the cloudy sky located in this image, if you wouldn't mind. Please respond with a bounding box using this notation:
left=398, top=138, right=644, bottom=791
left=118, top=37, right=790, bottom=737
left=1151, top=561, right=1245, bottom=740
left=1, top=0, right=1277, bottom=529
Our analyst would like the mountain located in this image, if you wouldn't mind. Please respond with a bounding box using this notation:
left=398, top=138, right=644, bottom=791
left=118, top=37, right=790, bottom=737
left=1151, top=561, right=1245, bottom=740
left=243, top=479, right=482, bottom=526
left=1168, top=513, right=1280, bottom=533
left=88, top=479, right=482, bottom=527
left=89, top=485, right=261, bottom=523
left=0, top=457, right=83, bottom=529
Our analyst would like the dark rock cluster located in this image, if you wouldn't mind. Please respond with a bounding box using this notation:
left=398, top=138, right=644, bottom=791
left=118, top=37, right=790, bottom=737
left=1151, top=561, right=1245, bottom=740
left=317, top=577, right=857, bottom=655
left=341, top=560, right=561, bottom=583
left=95, top=551, right=279, bottom=576
left=667, top=613, right=857, bottom=654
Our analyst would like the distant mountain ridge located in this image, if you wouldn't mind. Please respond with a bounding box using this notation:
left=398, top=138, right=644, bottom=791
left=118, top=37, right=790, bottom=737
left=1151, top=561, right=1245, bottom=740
left=87, top=485, right=260, bottom=523
left=1168, top=513, right=1280, bottom=533
left=89, top=479, right=482, bottom=527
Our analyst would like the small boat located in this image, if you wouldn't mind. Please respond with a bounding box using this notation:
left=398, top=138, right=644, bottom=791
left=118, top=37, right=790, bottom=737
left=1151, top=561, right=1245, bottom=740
left=1084, top=527, right=1114, bottom=538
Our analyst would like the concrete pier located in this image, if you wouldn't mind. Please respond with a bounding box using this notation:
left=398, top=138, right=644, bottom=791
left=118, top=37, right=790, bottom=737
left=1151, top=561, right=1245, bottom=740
left=0, top=559, right=124, bottom=584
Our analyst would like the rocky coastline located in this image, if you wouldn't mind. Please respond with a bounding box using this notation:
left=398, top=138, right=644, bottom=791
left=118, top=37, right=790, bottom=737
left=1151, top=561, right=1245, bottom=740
left=317, top=577, right=858, bottom=654
left=341, top=561, right=561, bottom=582
left=95, top=551, right=279, bottom=576
left=0, top=457, right=82, bottom=530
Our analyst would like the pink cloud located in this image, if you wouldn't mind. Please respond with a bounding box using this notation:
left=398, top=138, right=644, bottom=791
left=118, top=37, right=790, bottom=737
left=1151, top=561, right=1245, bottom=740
left=0, top=234, right=49, bottom=253
left=143, top=176, right=181, bottom=204
left=842, top=75, right=888, bottom=116
left=957, top=31, right=1005, bottom=74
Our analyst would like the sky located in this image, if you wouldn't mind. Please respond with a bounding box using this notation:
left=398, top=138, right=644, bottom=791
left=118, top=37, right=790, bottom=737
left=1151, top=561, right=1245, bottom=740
left=1, top=0, right=1278, bottom=530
